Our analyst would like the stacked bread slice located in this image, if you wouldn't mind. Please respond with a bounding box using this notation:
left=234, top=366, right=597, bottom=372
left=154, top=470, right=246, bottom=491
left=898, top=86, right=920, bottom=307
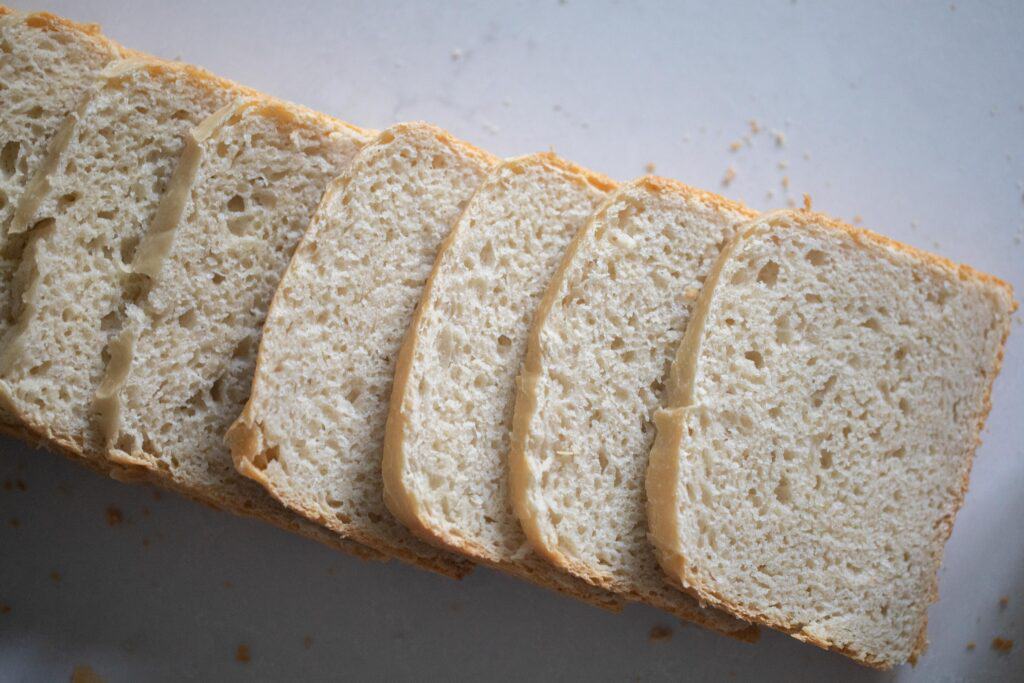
left=0, top=9, right=128, bottom=437
left=0, top=7, right=1015, bottom=669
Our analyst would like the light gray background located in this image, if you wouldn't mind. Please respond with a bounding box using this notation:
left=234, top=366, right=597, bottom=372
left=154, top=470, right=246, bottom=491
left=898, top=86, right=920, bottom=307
left=1, top=1, right=1021, bottom=681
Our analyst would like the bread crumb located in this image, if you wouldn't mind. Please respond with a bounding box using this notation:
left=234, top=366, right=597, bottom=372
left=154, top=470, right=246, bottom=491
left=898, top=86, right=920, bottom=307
left=303, top=635, right=314, bottom=650
left=853, top=215, right=863, bottom=225
left=141, top=506, right=150, bottom=517
left=70, top=664, right=105, bottom=683
left=966, top=641, right=975, bottom=651
left=450, top=48, right=463, bottom=61
left=644, top=162, right=657, bottom=174
left=802, top=194, right=812, bottom=211
left=2, top=480, right=11, bottom=491
left=999, top=596, right=1009, bottom=609
left=749, top=119, right=761, bottom=134
left=722, top=165, right=736, bottom=187
left=141, top=538, right=150, bottom=548
left=9, top=517, right=18, bottom=528
left=781, top=176, right=790, bottom=190
left=105, top=506, right=123, bottom=526
left=235, top=644, right=251, bottom=663
left=729, top=140, right=743, bottom=153
left=223, top=580, right=233, bottom=589
left=649, top=625, right=673, bottom=642
left=786, top=197, right=797, bottom=207
left=1, top=603, right=10, bottom=614
left=14, top=479, right=26, bottom=491
left=992, top=637, right=1013, bottom=653
left=50, top=571, right=61, bottom=583
left=772, top=130, right=786, bottom=147
left=777, top=160, right=788, bottom=170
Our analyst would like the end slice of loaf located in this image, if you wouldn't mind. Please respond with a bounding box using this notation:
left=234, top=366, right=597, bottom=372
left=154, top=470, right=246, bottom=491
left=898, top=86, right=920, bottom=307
left=91, top=97, right=383, bottom=561
left=508, top=176, right=758, bottom=638
left=0, top=58, right=248, bottom=458
left=646, top=210, right=1016, bottom=668
left=0, top=9, right=127, bottom=436
left=382, top=152, right=622, bottom=609
left=229, top=123, right=496, bottom=577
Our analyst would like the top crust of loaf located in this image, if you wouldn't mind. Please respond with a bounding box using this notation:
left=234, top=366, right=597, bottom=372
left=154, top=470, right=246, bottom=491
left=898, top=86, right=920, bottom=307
left=229, top=122, right=496, bottom=578
left=507, top=175, right=759, bottom=639
left=646, top=208, right=1015, bottom=668
left=381, top=151, right=623, bottom=609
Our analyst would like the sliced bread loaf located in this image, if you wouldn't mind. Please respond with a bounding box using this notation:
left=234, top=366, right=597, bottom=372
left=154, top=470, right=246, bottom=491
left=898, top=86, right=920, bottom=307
left=508, top=177, right=758, bottom=638
left=91, top=97, right=382, bottom=560
left=646, top=210, right=1016, bottom=667
left=0, top=9, right=127, bottom=436
left=0, top=58, right=249, bottom=456
left=229, top=123, right=496, bottom=577
left=382, top=152, right=621, bottom=609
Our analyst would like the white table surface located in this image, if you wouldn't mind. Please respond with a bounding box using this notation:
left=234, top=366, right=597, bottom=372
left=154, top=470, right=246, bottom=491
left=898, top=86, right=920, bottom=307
left=1, top=1, right=1021, bottom=680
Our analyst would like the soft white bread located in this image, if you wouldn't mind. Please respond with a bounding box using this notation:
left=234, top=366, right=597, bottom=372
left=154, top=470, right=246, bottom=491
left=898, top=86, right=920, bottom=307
left=382, top=152, right=622, bottom=609
left=0, top=58, right=248, bottom=458
left=508, top=176, right=758, bottom=638
left=229, top=123, right=496, bottom=577
left=646, top=210, right=1016, bottom=668
left=91, top=98, right=382, bottom=561
left=0, top=9, right=127, bottom=436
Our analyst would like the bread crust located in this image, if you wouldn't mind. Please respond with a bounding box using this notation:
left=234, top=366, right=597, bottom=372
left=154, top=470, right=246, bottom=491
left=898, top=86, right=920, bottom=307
left=230, top=122, right=499, bottom=580
left=508, top=175, right=759, bottom=640
left=647, top=208, right=1016, bottom=668
left=381, top=152, right=623, bottom=610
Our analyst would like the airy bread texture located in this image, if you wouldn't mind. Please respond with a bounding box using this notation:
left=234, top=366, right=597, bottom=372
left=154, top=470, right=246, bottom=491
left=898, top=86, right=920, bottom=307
left=509, top=177, right=758, bottom=638
left=382, top=153, right=622, bottom=608
left=230, top=123, right=496, bottom=577
left=91, top=98, right=382, bottom=561
left=0, top=9, right=126, bottom=435
left=0, top=58, right=247, bottom=456
left=646, top=210, right=1016, bottom=668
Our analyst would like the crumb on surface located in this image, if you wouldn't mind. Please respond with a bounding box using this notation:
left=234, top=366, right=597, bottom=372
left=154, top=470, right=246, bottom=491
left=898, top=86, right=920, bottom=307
left=70, top=664, right=105, bottom=683
left=999, top=596, right=1009, bottom=609
left=781, top=175, right=790, bottom=190
left=802, top=151, right=811, bottom=160
left=450, top=48, right=462, bottom=61
left=786, top=197, right=797, bottom=208
left=853, top=214, right=863, bottom=225
left=50, top=571, right=61, bottom=584
left=223, top=580, right=233, bottom=589
left=105, top=506, right=123, bottom=527
left=802, top=194, right=812, bottom=211
left=749, top=119, right=761, bottom=134
left=722, top=165, right=736, bottom=187
left=992, top=637, right=1013, bottom=653
left=303, top=635, right=314, bottom=650
left=15, top=479, right=26, bottom=491
left=729, top=140, right=743, bottom=152
left=644, top=162, right=656, bottom=174
left=9, top=517, right=18, bottom=528
left=649, top=625, right=673, bottom=642
left=966, top=641, right=975, bottom=651
left=235, top=644, right=251, bottom=663
left=772, top=130, right=786, bottom=147
left=2, top=480, right=10, bottom=491
left=141, top=538, right=150, bottom=548
left=1, top=603, right=10, bottom=614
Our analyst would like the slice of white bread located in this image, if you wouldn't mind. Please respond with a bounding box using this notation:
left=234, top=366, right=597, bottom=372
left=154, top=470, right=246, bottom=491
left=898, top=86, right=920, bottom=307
left=0, top=9, right=127, bottom=436
left=90, top=98, right=382, bottom=561
left=382, top=152, right=622, bottom=609
left=229, top=123, right=496, bottom=577
left=0, top=58, right=249, bottom=457
left=646, top=209, right=1016, bottom=668
left=509, top=177, right=758, bottom=639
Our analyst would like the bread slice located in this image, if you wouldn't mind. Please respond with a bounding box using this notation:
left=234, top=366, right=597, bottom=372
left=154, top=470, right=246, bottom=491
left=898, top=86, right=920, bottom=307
left=0, top=58, right=252, bottom=459
left=382, top=152, right=622, bottom=609
left=0, top=9, right=128, bottom=436
left=229, top=123, right=496, bottom=577
left=508, top=177, right=758, bottom=638
left=646, top=209, right=1016, bottom=667
left=89, top=97, right=383, bottom=561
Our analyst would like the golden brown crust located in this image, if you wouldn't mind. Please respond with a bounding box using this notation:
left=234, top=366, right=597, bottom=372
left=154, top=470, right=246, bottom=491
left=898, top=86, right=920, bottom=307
left=508, top=176, right=760, bottom=640
left=651, top=208, right=1016, bottom=668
